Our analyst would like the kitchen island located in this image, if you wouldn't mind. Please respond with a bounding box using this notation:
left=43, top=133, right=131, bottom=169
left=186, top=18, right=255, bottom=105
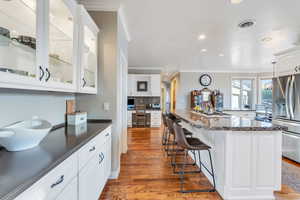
left=173, top=110, right=286, bottom=200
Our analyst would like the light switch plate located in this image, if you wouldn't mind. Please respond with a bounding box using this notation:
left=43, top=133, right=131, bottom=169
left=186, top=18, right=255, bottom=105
left=104, top=102, right=110, bottom=111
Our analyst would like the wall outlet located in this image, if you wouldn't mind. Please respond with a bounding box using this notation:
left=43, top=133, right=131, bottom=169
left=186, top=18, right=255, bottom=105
left=104, top=102, right=110, bottom=111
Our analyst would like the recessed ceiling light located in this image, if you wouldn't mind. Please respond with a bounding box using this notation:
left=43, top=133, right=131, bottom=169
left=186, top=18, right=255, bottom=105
left=261, top=37, right=272, bottom=43
left=238, top=19, right=256, bottom=28
left=230, top=0, right=243, bottom=4
left=201, top=49, right=207, bottom=52
left=198, top=34, right=206, bottom=40
left=219, top=54, right=224, bottom=57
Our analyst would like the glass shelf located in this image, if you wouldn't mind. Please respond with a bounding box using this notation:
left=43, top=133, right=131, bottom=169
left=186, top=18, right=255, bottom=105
left=0, top=34, right=36, bottom=78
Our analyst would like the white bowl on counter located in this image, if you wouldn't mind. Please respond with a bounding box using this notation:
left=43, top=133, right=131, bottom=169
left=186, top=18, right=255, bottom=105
left=0, top=119, right=52, bottom=151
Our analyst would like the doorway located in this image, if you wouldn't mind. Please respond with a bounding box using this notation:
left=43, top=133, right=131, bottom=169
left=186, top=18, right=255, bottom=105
left=170, top=78, right=177, bottom=113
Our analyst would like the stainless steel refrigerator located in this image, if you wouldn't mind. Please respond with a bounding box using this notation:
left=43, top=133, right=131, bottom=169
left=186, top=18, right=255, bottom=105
left=273, top=74, right=300, bottom=162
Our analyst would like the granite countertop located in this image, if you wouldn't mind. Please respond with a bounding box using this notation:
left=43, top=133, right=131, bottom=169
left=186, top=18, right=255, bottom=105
left=173, top=110, right=286, bottom=131
left=128, top=109, right=161, bottom=111
left=0, top=120, right=112, bottom=200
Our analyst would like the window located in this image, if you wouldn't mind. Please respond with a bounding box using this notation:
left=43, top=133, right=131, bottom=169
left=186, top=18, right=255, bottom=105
left=231, top=79, right=254, bottom=110
left=260, top=79, right=272, bottom=107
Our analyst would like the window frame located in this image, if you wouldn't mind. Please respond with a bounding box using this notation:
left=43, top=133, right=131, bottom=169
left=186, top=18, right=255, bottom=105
left=230, top=76, right=257, bottom=110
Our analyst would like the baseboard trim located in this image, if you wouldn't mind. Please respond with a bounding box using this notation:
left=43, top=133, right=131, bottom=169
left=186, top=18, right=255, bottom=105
left=109, top=167, right=120, bottom=179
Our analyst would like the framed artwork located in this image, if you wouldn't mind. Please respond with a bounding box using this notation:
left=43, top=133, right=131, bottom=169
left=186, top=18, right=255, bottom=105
left=137, top=81, right=148, bottom=92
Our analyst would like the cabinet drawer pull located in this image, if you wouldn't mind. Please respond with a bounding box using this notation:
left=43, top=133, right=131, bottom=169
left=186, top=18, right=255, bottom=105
left=99, top=152, right=104, bottom=164
left=39, top=66, right=44, bottom=81
left=105, top=133, right=109, bottom=137
left=89, top=146, right=96, bottom=152
left=82, top=78, right=86, bottom=87
left=45, top=68, right=51, bottom=82
left=51, top=175, right=64, bottom=188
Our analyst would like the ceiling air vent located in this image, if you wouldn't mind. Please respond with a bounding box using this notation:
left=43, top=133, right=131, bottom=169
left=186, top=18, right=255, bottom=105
left=238, top=20, right=256, bottom=28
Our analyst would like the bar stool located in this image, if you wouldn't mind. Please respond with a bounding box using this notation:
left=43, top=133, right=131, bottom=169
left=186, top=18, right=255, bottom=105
left=173, top=122, right=216, bottom=193
left=135, top=104, right=146, bottom=127
left=165, top=117, right=197, bottom=172
left=165, top=117, right=193, bottom=155
left=161, top=113, right=168, bottom=145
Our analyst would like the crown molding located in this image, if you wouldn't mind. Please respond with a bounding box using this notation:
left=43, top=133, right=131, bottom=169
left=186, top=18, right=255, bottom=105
left=79, top=1, right=131, bottom=42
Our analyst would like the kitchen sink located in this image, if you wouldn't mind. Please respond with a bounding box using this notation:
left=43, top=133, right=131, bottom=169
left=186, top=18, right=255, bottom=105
left=0, top=119, right=52, bottom=151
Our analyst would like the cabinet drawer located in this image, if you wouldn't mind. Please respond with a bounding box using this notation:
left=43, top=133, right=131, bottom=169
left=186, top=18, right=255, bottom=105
left=151, top=111, right=161, bottom=114
left=78, top=137, right=98, bottom=170
left=151, top=122, right=161, bottom=126
left=16, top=153, right=77, bottom=200
left=151, top=118, right=161, bottom=122
left=95, top=126, right=111, bottom=145
left=151, top=117, right=161, bottom=121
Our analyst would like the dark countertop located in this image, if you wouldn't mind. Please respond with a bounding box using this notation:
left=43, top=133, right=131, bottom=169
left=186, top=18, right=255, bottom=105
left=173, top=110, right=286, bottom=131
left=0, top=120, right=112, bottom=200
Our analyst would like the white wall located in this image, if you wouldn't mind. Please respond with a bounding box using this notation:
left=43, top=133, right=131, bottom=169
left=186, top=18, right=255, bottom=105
left=0, top=89, right=73, bottom=127
left=176, top=72, right=272, bottom=110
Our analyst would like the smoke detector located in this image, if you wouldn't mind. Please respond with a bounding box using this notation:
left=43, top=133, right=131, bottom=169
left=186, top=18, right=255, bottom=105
left=238, top=20, right=256, bottom=28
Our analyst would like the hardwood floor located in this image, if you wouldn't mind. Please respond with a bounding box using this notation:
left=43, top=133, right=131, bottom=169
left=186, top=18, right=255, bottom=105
left=100, top=127, right=300, bottom=200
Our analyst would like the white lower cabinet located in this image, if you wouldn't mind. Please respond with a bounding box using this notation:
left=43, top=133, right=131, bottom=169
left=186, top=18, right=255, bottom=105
left=79, top=134, right=108, bottom=200
left=150, top=111, right=161, bottom=127
left=127, top=111, right=133, bottom=127
left=15, top=126, right=112, bottom=200
left=78, top=152, right=104, bottom=200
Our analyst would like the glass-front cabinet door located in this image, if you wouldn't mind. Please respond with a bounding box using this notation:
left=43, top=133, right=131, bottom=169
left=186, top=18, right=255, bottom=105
left=45, top=0, right=77, bottom=91
left=78, top=6, right=99, bottom=94
left=0, top=0, right=43, bottom=88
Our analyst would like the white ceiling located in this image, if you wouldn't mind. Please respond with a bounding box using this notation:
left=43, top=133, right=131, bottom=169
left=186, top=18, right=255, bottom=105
left=81, top=0, right=300, bottom=72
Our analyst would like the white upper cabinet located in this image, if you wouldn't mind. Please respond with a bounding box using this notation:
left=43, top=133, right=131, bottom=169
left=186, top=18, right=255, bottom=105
left=0, top=1, right=99, bottom=94
left=77, top=5, right=99, bottom=94
left=275, top=47, right=300, bottom=77
left=44, top=0, right=78, bottom=92
left=0, top=0, right=44, bottom=89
